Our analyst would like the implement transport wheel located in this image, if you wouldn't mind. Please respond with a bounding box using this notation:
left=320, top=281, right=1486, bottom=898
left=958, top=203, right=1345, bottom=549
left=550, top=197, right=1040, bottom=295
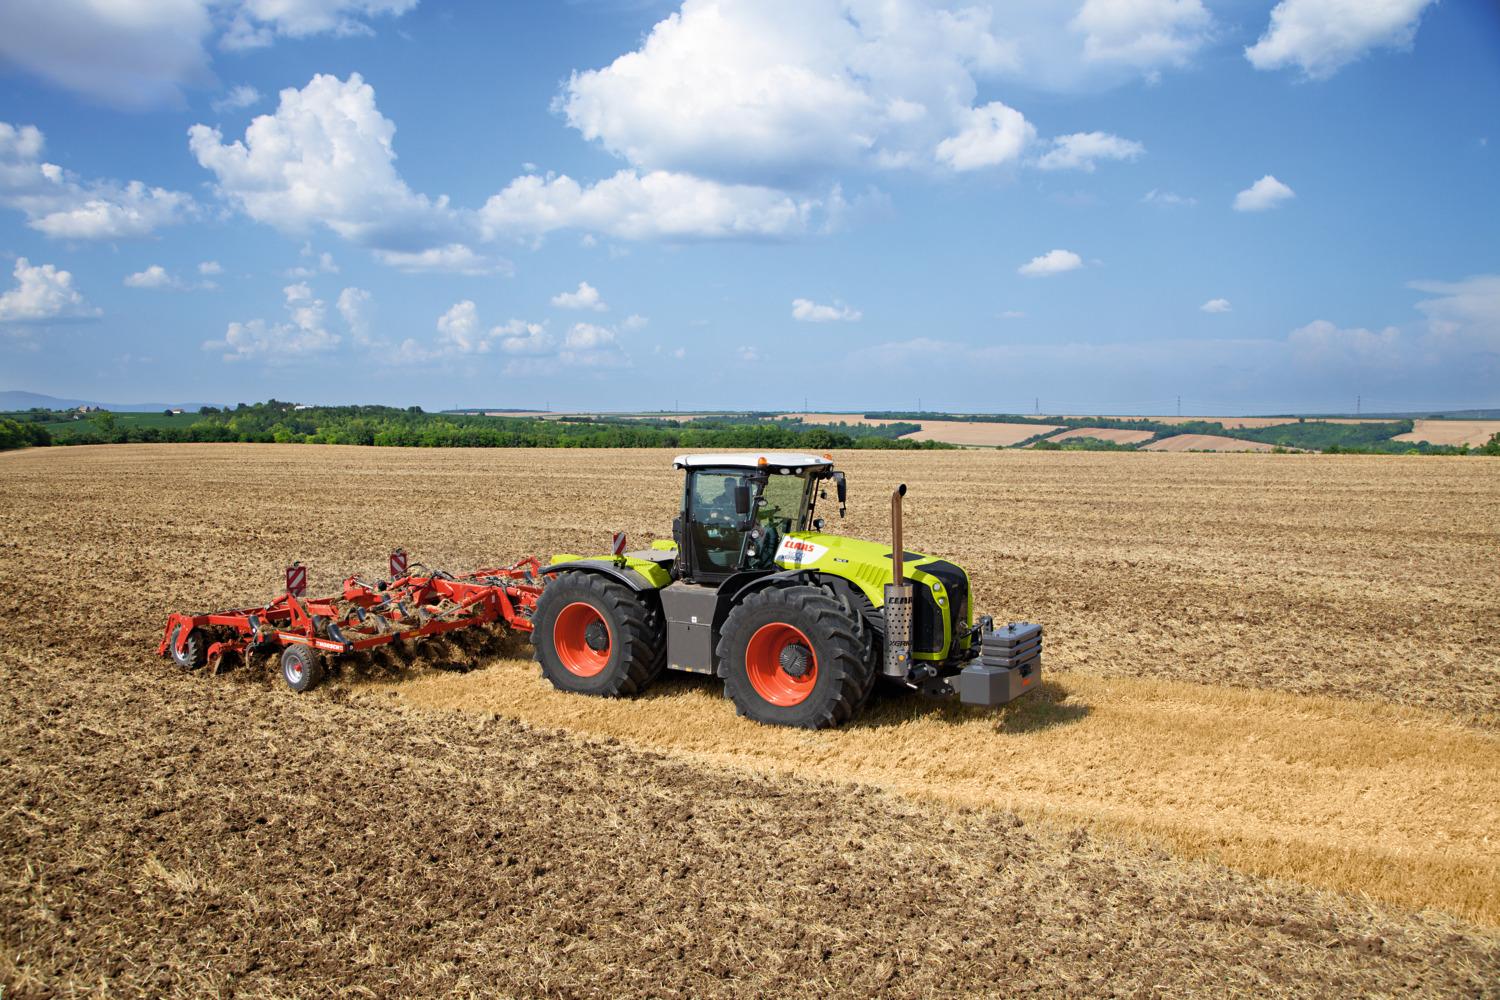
left=532, top=572, right=665, bottom=697
left=169, top=626, right=207, bottom=670
left=718, top=585, right=872, bottom=729
left=281, top=645, right=323, bottom=693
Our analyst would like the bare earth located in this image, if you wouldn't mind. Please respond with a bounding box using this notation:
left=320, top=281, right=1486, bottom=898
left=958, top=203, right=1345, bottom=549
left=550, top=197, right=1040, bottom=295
left=1143, top=433, right=1282, bottom=452
left=2, top=445, right=1498, bottom=997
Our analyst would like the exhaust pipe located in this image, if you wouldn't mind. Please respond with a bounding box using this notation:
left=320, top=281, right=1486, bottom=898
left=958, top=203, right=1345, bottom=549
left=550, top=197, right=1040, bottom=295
left=883, top=484, right=913, bottom=679
left=891, top=484, right=906, bottom=585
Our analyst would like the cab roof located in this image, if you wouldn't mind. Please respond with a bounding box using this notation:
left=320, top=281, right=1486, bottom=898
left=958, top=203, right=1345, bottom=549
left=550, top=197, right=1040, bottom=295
left=672, top=451, right=834, bottom=471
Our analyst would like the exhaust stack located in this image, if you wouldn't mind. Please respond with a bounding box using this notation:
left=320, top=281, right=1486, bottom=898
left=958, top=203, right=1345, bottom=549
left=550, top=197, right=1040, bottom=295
left=883, top=484, right=913, bottom=678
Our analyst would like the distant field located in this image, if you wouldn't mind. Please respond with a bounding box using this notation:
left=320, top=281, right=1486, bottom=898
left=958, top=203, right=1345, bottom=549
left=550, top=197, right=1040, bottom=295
left=1395, top=419, right=1500, bottom=447
left=1041, top=427, right=1157, bottom=446
left=1142, top=433, right=1281, bottom=452
left=904, top=421, right=1057, bottom=446
left=785, top=412, right=907, bottom=427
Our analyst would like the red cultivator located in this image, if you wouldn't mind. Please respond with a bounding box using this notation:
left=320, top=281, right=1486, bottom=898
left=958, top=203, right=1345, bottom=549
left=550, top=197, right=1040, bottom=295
left=158, top=549, right=543, bottom=691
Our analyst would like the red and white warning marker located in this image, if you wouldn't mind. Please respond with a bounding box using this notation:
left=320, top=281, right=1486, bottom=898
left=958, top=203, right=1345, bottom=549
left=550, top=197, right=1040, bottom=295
left=612, top=531, right=628, bottom=557
left=285, top=562, right=308, bottom=597
left=389, top=548, right=408, bottom=579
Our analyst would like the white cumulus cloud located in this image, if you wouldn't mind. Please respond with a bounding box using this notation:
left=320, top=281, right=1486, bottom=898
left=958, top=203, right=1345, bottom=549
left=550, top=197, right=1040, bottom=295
left=1201, top=298, right=1232, bottom=313
left=934, top=102, right=1036, bottom=172
left=1288, top=319, right=1403, bottom=368
left=561, top=321, right=630, bottom=368
left=552, top=281, right=607, bottom=311
left=555, top=0, right=1203, bottom=186
left=480, top=169, right=819, bottom=242
left=1234, top=175, right=1296, bottom=212
left=559, top=0, right=1032, bottom=184
left=1409, top=274, right=1500, bottom=356
left=0, top=1, right=417, bottom=109
left=791, top=298, right=861, bottom=322
left=190, top=73, right=470, bottom=257
left=0, top=0, right=214, bottom=109
left=0, top=257, right=100, bottom=324
left=221, top=0, right=419, bottom=50
left=124, top=265, right=179, bottom=289
left=1070, top=0, right=1213, bottom=72
left=0, top=121, right=196, bottom=240
left=1036, top=131, right=1144, bottom=172
left=204, top=281, right=339, bottom=362
left=198, top=260, right=224, bottom=275
left=399, top=301, right=631, bottom=372
left=373, top=245, right=510, bottom=275
left=1018, top=249, right=1083, bottom=277
left=337, top=286, right=372, bottom=344
left=1246, top=0, right=1436, bottom=79
left=193, top=74, right=820, bottom=252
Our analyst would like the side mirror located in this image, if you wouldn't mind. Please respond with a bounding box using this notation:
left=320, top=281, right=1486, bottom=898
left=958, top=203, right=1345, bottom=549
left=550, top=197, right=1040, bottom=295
left=833, top=472, right=847, bottom=517
left=733, top=484, right=751, bottom=518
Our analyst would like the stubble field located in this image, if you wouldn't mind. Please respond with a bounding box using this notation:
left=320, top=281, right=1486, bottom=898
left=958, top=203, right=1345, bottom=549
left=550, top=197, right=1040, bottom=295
left=2, top=444, right=1498, bottom=996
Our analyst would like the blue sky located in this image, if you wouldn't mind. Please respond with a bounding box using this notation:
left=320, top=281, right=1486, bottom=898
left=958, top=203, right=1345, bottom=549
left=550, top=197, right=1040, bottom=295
left=0, top=0, right=1496, bottom=414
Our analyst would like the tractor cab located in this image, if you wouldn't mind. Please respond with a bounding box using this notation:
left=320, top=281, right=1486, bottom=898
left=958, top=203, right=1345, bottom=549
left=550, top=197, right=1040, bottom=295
left=670, top=452, right=844, bottom=586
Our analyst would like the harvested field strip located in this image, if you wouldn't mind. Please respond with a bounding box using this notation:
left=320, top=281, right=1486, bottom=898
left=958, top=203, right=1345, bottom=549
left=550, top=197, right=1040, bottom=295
left=1036, top=427, right=1157, bottom=445
left=899, top=421, right=1060, bottom=447
left=1394, top=419, right=1500, bottom=448
left=1143, top=433, right=1281, bottom=452
left=385, top=664, right=1500, bottom=925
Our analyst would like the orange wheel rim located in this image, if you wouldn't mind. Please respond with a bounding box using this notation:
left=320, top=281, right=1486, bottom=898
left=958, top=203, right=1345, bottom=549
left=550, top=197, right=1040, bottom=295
left=745, top=622, right=818, bottom=707
left=554, top=601, right=612, bottom=677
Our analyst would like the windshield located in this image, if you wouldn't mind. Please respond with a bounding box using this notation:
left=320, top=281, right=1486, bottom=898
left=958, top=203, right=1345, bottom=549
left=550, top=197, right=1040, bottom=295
left=756, top=471, right=812, bottom=532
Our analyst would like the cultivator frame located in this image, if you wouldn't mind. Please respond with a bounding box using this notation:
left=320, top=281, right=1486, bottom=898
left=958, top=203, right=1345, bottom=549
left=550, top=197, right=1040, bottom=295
left=158, top=550, right=543, bottom=686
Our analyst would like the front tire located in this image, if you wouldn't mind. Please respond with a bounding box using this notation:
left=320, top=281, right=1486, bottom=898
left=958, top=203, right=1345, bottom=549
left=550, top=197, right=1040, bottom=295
left=169, top=626, right=207, bottom=670
left=532, top=572, right=665, bottom=697
left=718, top=585, right=872, bottom=729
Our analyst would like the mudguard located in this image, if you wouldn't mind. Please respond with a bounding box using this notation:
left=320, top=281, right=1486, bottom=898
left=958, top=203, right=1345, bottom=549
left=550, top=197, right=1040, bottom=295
left=541, top=558, right=669, bottom=592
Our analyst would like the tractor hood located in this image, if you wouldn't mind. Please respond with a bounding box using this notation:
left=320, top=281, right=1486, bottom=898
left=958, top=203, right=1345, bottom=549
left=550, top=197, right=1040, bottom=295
left=772, top=530, right=951, bottom=608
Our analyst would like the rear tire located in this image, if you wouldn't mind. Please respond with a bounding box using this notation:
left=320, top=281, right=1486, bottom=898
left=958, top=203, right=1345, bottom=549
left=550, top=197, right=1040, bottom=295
left=532, top=572, right=665, bottom=697
left=281, top=645, right=323, bottom=693
left=718, top=585, right=872, bottom=729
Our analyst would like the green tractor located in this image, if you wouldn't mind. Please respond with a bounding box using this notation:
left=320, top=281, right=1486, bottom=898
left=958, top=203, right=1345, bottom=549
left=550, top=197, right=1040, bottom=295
left=532, top=452, right=1041, bottom=728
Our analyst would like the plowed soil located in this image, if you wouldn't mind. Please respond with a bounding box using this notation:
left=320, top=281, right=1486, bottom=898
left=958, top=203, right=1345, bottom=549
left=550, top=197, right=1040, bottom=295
left=3, top=444, right=1498, bottom=997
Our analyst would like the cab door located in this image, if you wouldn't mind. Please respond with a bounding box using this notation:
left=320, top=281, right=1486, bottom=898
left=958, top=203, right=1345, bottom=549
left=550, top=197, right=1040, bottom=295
left=679, top=468, right=751, bottom=584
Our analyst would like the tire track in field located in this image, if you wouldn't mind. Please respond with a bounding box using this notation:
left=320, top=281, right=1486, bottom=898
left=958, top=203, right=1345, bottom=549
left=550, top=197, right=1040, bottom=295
left=378, top=659, right=1500, bottom=926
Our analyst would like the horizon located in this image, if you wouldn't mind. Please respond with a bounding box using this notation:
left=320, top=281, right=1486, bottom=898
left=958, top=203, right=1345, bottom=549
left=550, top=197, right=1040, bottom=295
left=5, top=387, right=1495, bottom=422
left=1, top=2, right=1497, bottom=413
